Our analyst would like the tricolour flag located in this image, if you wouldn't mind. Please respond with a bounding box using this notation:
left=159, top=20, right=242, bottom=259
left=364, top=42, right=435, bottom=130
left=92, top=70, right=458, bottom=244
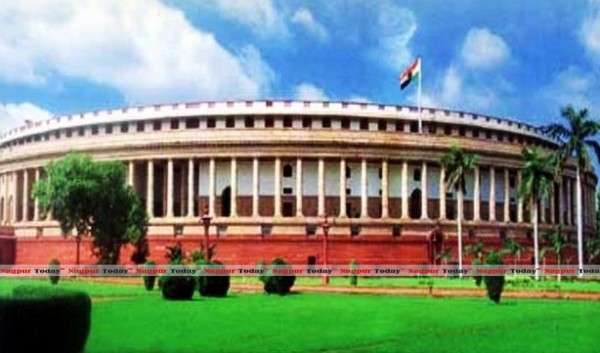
left=399, top=57, right=421, bottom=90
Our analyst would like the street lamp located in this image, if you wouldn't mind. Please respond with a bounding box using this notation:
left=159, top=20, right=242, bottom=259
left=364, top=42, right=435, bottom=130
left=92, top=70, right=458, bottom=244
left=322, top=215, right=331, bottom=285
left=200, top=204, right=212, bottom=263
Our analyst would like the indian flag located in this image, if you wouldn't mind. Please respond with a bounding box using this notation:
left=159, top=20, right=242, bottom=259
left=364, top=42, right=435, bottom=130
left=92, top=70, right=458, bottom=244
left=400, top=57, right=421, bottom=90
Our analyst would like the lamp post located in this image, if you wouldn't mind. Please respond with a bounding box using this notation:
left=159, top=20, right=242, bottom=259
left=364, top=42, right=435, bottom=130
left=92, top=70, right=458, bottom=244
left=201, top=204, right=212, bottom=263
left=322, top=215, right=330, bottom=285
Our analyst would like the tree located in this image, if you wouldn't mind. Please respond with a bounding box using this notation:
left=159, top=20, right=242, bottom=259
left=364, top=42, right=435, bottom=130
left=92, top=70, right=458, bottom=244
left=440, top=145, right=477, bottom=277
left=465, top=239, right=485, bottom=264
left=501, top=237, right=523, bottom=267
left=541, top=224, right=570, bottom=282
left=542, top=106, right=600, bottom=277
left=33, top=153, right=148, bottom=265
left=518, top=147, right=555, bottom=281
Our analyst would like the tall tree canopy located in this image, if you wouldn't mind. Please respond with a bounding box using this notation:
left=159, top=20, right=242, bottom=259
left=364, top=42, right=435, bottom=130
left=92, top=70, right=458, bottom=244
left=34, top=153, right=149, bottom=265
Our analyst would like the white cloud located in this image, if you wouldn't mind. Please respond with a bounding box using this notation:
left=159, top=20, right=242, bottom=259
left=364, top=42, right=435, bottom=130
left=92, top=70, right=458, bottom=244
left=539, top=66, right=597, bottom=113
left=347, top=96, right=371, bottom=103
left=291, top=8, right=328, bottom=42
left=294, top=83, right=329, bottom=101
left=373, top=3, right=417, bottom=71
left=461, top=28, right=510, bottom=69
left=0, top=1, right=275, bottom=104
left=581, top=0, right=600, bottom=59
left=0, top=102, right=53, bottom=133
left=197, top=0, right=287, bottom=38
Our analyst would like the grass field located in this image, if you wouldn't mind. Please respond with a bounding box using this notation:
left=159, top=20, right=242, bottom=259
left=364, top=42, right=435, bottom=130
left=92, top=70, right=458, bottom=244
left=1, top=278, right=599, bottom=353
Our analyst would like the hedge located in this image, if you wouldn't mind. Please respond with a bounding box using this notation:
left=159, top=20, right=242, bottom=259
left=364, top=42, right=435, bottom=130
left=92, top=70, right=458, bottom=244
left=261, top=258, right=296, bottom=295
left=197, top=260, right=230, bottom=298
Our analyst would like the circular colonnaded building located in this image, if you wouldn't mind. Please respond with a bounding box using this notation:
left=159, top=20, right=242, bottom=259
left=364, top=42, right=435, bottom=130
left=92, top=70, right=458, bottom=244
left=0, top=100, right=596, bottom=266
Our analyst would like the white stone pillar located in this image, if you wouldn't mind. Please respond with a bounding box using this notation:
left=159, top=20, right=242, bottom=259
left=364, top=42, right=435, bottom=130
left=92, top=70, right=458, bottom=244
left=11, top=172, right=17, bottom=224
left=274, top=157, right=281, bottom=217
left=128, top=161, right=134, bottom=187
left=361, top=159, right=368, bottom=218
left=166, top=159, right=174, bottom=218
left=339, top=159, right=347, bottom=218
left=439, top=166, right=446, bottom=219
left=566, top=177, right=572, bottom=225
left=252, top=158, right=259, bottom=217
left=504, top=169, right=510, bottom=222
left=230, top=158, right=237, bottom=217
left=401, top=161, right=409, bottom=219
left=489, top=167, right=496, bottom=222
left=318, top=158, right=325, bottom=217
left=296, top=158, right=303, bottom=217
left=381, top=160, right=389, bottom=218
left=187, top=159, right=194, bottom=217
left=421, top=161, right=428, bottom=219
left=473, top=167, right=480, bottom=221
left=209, top=158, right=216, bottom=217
left=147, top=160, right=154, bottom=218
left=34, top=168, right=40, bottom=221
left=22, top=170, right=28, bottom=222
left=517, top=170, right=523, bottom=223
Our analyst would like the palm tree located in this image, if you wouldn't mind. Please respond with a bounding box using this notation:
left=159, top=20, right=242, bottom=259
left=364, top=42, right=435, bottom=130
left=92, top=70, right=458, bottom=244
left=518, top=147, right=555, bottom=281
left=465, top=239, right=485, bottom=264
left=501, top=237, right=523, bottom=267
left=440, top=145, right=477, bottom=278
left=541, top=224, right=570, bottom=282
left=542, top=106, right=600, bottom=278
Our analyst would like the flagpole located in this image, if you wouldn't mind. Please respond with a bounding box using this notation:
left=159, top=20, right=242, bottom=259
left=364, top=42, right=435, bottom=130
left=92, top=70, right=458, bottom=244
left=418, top=56, right=422, bottom=134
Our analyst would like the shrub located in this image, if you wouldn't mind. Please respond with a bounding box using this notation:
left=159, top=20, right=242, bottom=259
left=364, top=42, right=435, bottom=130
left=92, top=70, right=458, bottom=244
left=471, top=258, right=483, bottom=287
left=262, top=258, right=296, bottom=295
left=196, top=260, right=230, bottom=298
left=48, top=258, right=60, bottom=285
left=349, top=259, right=358, bottom=286
left=0, top=286, right=91, bottom=353
left=484, top=252, right=506, bottom=304
left=142, top=261, right=157, bottom=291
left=160, top=273, right=196, bottom=300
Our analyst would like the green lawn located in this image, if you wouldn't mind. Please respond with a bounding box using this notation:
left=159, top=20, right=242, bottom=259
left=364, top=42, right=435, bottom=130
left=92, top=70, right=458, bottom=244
left=1, top=279, right=598, bottom=353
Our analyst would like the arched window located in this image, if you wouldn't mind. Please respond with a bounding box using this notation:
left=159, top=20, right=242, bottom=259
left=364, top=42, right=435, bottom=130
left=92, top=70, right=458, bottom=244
left=283, top=164, right=293, bottom=178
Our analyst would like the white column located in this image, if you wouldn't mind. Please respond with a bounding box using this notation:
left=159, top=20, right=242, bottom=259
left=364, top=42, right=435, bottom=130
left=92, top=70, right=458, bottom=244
left=166, top=159, right=174, bottom=218
left=252, top=158, right=259, bottom=217
left=339, top=159, right=347, bottom=218
left=209, top=158, right=216, bottom=217
left=473, top=167, right=480, bottom=221
left=274, top=157, right=281, bottom=217
left=504, top=169, right=510, bottom=223
left=128, top=161, right=135, bottom=187
left=489, top=167, right=496, bottom=221
left=11, top=172, right=17, bottom=224
left=566, top=177, right=572, bottom=225
left=22, top=170, right=28, bottom=222
left=34, top=169, right=40, bottom=221
left=230, top=158, right=237, bottom=217
left=318, top=158, right=325, bottom=217
left=439, top=166, right=446, bottom=219
left=517, top=170, right=523, bottom=223
left=361, top=159, right=368, bottom=218
left=401, top=161, right=408, bottom=219
left=381, top=160, right=389, bottom=218
left=147, top=160, right=154, bottom=217
left=296, top=158, right=303, bottom=217
left=187, top=159, right=194, bottom=217
left=421, top=161, right=428, bottom=219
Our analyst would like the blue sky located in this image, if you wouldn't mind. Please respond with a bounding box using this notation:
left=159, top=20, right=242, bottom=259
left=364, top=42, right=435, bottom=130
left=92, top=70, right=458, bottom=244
left=0, top=0, right=599, bottom=133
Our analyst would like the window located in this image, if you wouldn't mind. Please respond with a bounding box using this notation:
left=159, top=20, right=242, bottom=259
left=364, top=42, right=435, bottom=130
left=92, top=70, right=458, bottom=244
left=360, top=119, right=369, bottom=130
left=302, top=117, right=312, bottom=128
left=410, top=122, right=419, bottom=133
left=472, top=129, right=479, bottom=138
left=136, top=122, right=145, bottom=132
left=225, top=117, right=235, bottom=128
left=78, top=127, right=85, bottom=136
left=378, top=120, right=386, bottom=131
left=170, top=119, right=180, bottom=130
left=91, top=126, right=99, bottom=135
left=341, top=119, right=350, bottom=130
left=395, top=121, right=404, bottom=132
left=120, top=123, right=129, bottom=133
left=265, top=117, right=274, bottom=128
left=283, top=164, right=293, bottom=178
left=459, top=127, right=466, bottom=137
left=378, top=168, right=383, bottom=179
left=55, top=131, right=61, bottom=139
left=322, top=117, right=331, bottom=128
left=66, top=129, right=73, bottom=138
left=413, top=168, right=421, bottom=181
left=282, top=187, right=293, bottom=195
left=346, top=188, right=352, bottom=195
left=497, top=133, right=504, bottom=142
left=282, top=202, right=294, bottom=217
left=509, top=175, right=516, bottom=188
left=105, top=124, right=113, bottom=134
left=283, top=116, right=293, bottom=128
left=244, top=117, right=254, bottom=128
left=206, top=118, right=216, bottom=128
left=428, top=123, right=437, bottom=134
left=345, top=166, right=351, bottom=178
left=486, top=130, right=492, bottom=139
left=508, top=134, right=514, bottom=143
left=185, top=118, right=199, bottom=129
left=444, top=125, right=452, bottom=135
left=153, top=121, right=162, bottom=131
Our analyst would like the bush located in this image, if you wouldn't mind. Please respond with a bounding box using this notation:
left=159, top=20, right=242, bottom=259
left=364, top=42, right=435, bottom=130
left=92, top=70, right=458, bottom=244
left=484, top=252, right=506, bottom=304
left=196, top=260, right=230, bottom=298
left=261, top=258, right=296, bottom=295
left=48, top=258, right=60, bottom=285
left=349, top=259, right=358, bottom=286
left=142, top=261, right=157, bottom=291
left=0, top=286, right=91, bottom=353
left=471, top=259, right=483, bottom=287
left=160, top=270, right=196, bottom=300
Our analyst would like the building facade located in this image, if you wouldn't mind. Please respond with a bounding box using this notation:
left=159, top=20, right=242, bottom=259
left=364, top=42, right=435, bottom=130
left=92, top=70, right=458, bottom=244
left=0, top=100, right=596, bottom=265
